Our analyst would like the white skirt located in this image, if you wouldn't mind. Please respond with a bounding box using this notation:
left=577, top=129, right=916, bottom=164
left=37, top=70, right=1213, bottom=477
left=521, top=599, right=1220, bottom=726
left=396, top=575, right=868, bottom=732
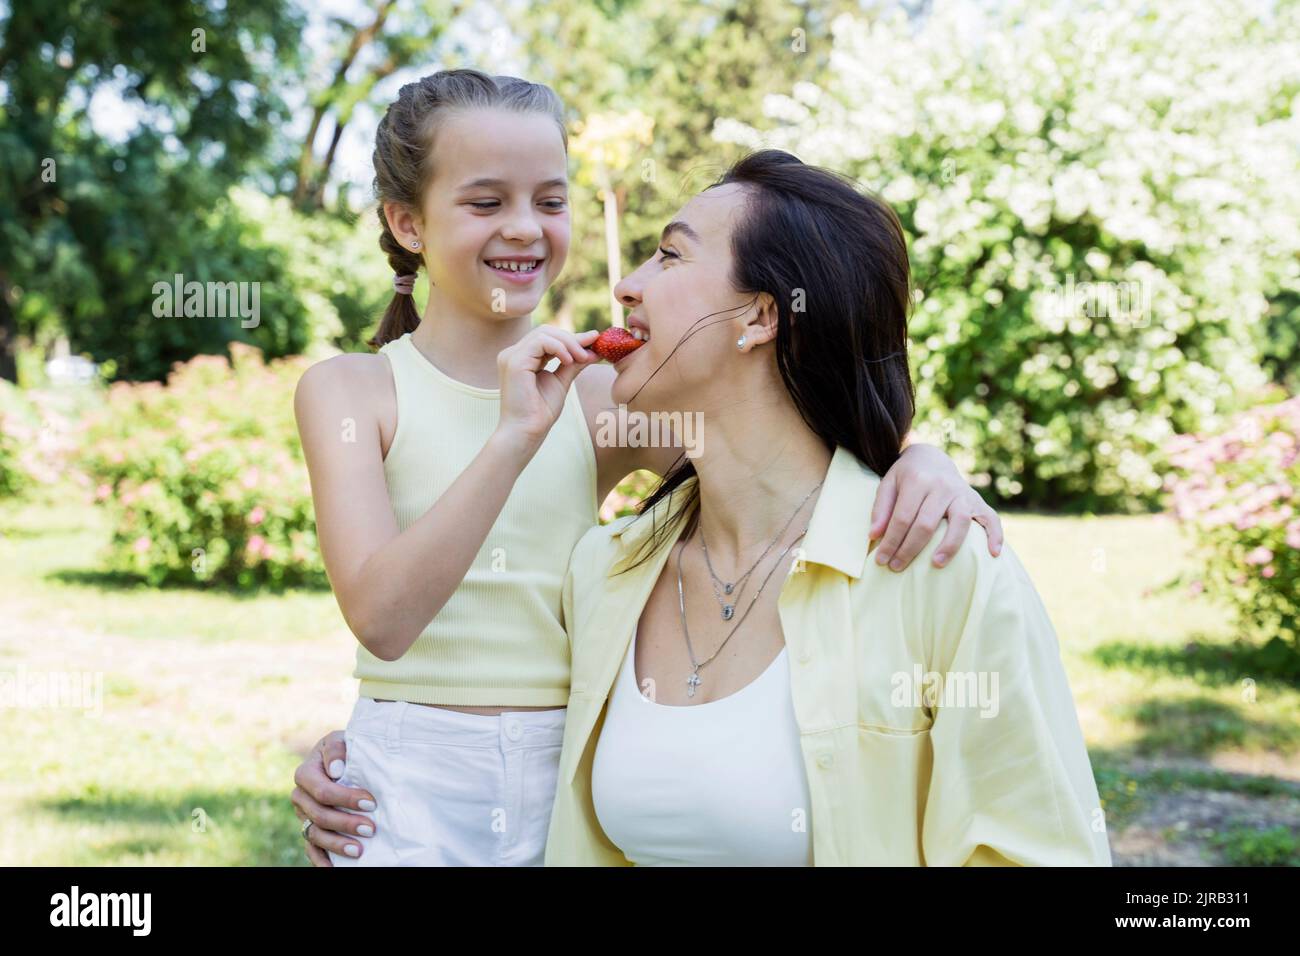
left=326, top=697, right=567, bottom=866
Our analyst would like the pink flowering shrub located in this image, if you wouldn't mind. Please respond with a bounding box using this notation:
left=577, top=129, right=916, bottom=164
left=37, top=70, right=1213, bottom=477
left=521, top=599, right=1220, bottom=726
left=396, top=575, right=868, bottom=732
left=0, top=382, right=65, bottom=497
left=80, top=344, right=324, bottom=589
left=1164, top=391, right=1300, bottom=662
left=0, top=394, right=34, bottom=498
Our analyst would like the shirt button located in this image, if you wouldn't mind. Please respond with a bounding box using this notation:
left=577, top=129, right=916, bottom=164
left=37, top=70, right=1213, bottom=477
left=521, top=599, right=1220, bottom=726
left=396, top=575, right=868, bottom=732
left=505, top=719, right=524, bottom=741
left=817, top=752, right=834, bottom=769
left=799, top=651, right=812, bottom=665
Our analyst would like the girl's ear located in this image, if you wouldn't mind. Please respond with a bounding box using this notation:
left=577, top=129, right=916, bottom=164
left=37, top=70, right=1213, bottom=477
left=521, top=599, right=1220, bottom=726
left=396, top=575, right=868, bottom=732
left=382, top=201, right=424, bottom=253
left=738, top=292, right=779, bottom=350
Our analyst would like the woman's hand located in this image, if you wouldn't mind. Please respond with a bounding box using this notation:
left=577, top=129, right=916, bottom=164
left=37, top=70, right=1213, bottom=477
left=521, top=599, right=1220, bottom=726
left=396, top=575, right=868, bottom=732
left=869, top=443, right=1003, bottom=571
left=290, top=731, right=375, bottom=866
left=495, top=326, right=601, bottom=454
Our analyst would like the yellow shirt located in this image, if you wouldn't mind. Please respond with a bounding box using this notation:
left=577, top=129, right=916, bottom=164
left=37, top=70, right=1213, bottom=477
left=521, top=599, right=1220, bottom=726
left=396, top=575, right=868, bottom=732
left=545, top=445, right=1113, bottom=866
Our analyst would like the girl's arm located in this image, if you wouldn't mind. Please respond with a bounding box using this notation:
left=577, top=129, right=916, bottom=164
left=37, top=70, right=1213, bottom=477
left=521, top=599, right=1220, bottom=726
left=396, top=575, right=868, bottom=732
left=296, top=327, right=599, bottom=662
left=575, top=362, right=655, bottom=504
left=576, top=362, right=1002, bottom=570
left=869, top=442, right=1003, bottom=570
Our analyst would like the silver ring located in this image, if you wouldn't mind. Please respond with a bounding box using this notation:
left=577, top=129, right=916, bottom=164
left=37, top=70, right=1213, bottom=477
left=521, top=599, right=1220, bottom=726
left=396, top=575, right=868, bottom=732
left=300, top=818, right=314, bottom=840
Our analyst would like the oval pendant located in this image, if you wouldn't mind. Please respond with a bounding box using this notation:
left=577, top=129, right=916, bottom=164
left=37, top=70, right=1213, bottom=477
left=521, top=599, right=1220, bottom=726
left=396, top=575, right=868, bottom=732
left=722, top=604, right=735, bottom=621
left=723, top=583, right=734, bottom=595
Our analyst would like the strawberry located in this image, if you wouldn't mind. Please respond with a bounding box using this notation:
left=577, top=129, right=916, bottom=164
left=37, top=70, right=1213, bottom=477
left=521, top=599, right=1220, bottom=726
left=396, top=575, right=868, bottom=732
left=590, top=327, right=644, bottom=363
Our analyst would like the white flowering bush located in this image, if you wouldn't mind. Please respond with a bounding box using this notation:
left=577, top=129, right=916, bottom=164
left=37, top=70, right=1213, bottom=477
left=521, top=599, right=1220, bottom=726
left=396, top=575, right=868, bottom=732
left=715, top=0, right=1300, bottom=509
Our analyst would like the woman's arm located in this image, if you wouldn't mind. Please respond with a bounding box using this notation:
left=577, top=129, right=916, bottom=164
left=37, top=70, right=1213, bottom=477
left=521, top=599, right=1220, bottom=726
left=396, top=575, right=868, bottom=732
left=917, top=540, right=1111, bottom=866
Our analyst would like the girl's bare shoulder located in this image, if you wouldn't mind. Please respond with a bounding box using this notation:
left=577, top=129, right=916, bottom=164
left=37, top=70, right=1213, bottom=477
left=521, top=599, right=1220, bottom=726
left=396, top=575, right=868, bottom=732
left=298, top=351, right=391, bottom=393
left=294, top=351, right=397, bottom=425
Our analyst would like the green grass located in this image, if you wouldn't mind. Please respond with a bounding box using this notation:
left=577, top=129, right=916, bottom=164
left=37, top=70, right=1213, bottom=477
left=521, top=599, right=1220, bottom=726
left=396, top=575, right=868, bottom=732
left=0, top=492, right=340, bottom=645
left=1005, top=513, right=1300, bottom=754
left=1208, top=825, right=1300, bottom=867
left=0, top=488, right=356, bottom=866
left=2, top=491, right=1298, bottom=865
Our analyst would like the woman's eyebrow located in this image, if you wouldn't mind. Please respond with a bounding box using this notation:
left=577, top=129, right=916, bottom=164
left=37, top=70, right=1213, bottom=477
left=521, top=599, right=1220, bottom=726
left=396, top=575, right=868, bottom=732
left=456, top=177, right=568, bottom=191
left=661, top=220, right=701, bottom=245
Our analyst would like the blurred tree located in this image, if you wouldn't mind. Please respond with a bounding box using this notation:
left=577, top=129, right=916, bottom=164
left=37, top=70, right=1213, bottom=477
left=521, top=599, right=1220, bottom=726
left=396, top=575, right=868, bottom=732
left=513, top=0, right=862, bottom=333
left=0, top=0, right=304, bottom=380
left=570, top=109, right=655, bottom=328
left=290, top=0, right=469, bottom=212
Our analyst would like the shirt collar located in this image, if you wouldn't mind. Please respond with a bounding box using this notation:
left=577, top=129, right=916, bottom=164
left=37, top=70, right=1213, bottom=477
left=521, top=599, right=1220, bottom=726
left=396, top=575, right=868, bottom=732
left=608, top=445, right=883, bottom=579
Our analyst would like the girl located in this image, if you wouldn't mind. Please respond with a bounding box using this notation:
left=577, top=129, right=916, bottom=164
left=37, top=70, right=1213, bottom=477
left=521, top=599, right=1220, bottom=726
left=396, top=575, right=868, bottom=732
left=290, top=69, right=1002, bottom=866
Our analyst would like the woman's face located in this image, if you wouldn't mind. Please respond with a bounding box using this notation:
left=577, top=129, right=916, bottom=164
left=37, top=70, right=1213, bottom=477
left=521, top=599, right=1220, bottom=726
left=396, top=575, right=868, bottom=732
left=610, top=182, right=760, bottom=412
left=419, top=107, right=571, bottom=319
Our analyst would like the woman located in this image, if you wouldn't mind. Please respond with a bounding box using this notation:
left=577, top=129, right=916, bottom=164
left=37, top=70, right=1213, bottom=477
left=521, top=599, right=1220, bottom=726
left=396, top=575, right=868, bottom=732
left=543, top=150, right=1111, bottom=865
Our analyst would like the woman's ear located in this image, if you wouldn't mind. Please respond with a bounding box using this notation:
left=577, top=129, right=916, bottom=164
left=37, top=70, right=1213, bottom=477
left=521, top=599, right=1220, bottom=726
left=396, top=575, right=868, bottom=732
left=382, top=201, right=424, bottom=253
left=738, top=292, right=779, bottom=350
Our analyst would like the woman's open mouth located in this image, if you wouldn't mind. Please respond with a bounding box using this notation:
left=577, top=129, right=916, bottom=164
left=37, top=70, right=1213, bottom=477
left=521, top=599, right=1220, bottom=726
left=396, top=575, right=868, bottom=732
left=485, top=258, right=544, bottom=284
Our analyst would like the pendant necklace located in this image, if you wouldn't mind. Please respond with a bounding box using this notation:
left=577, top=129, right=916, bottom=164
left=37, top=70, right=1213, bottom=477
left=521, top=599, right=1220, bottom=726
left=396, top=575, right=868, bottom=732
left=699, top=481, right=822, bottom=621
left=677, top=528, right=809, bottom=698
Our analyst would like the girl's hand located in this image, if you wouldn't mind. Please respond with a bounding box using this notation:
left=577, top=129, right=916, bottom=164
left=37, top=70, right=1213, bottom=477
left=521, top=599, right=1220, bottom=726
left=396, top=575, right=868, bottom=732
left=495, top=326, right=600, bottom=454
left=290, top=730, right=375, bottom=866
left=869, top=443, right=1004, bottom=571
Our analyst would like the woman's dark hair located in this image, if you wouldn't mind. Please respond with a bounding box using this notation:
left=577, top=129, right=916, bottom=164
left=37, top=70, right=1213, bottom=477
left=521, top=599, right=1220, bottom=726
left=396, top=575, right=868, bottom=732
left=617, top=149, right=915, bottom=572
left=369, top=68, right=567, bottom=349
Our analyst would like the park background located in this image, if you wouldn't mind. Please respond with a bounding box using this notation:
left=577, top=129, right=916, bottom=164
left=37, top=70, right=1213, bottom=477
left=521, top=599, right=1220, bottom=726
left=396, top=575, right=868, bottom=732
left=1, top=0, right=1298, bottom=865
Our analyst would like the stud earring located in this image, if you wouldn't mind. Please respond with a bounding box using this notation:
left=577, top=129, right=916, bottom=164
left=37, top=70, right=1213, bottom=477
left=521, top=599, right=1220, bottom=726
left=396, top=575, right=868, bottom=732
left=411, top=239, right=421, bottom=249
left=736, top=335, right=747, bottom=350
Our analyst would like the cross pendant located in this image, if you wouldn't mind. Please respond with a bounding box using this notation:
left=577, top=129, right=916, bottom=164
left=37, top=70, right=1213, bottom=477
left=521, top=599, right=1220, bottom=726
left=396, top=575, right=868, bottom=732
left=686, top=672, right=701, bottom=697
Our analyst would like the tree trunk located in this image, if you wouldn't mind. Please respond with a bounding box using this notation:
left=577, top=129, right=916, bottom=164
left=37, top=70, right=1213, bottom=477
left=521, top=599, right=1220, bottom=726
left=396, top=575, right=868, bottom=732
left=292, top=0, right=396, bottom=209
left=0, top=275, right=18, bottom=384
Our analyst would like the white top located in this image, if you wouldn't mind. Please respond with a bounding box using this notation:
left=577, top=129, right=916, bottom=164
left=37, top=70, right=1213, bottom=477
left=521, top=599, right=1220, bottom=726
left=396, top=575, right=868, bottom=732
left=590, top=627, right=814, bottom=866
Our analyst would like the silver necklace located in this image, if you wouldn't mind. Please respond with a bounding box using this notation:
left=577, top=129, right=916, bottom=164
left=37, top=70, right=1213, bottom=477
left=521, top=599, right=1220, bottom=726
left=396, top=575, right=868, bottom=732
left=699, top=481, right=822, bottom=621
left=676, top=525, right=809, bottom=698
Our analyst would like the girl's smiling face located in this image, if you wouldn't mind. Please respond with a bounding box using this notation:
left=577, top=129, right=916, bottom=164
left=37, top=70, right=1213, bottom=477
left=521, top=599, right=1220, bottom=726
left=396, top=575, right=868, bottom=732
left=412, top=107, right=571, bottom=319
left=609, top=182, right=765, bottom=411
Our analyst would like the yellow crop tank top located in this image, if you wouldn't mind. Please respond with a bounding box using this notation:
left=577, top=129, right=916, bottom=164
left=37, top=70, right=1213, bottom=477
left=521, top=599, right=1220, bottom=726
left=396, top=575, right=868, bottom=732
left=354, top=331, right=598, bottom=706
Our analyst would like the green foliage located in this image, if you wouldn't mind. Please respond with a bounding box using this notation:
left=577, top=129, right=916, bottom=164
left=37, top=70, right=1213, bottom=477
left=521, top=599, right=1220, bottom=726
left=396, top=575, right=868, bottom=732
left=0, top=381, right=38, bottom=497
left=716, top=0, right=1300, bottom=510
left=1092, top=763, right=1143, bottom=830
left=1164, top=392, right=1300, bottom=666
left=51, top=174, right=318, bottom=380
left=0, top=0, right=307, bottom=379
left=1209, top=825, right=1300, bottom=867
left=80, top=344, right=324, bottom=588
left=0, top=379, right=72, bottom=497
left=228, top=188, right=390, bottom=352
left=599, top=468, right=659, bottom=523
left=515, top=0, right=860, bottom=332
